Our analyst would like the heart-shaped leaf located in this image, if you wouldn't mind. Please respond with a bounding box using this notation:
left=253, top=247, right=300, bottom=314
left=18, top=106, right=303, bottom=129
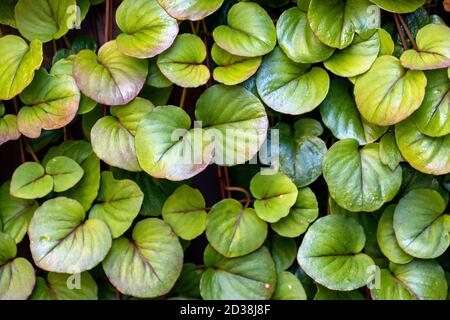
left=102, top=218, right=183, bottom=298
left=394, top=189, right=449, bottom=259
left=157, top=0, right=224, bottom=21
left=256, top=47, right=330, bottom=115
left=157, top=34, right=210, bottom=88
left=271, top=187, right=319, bottom=238
left=29, top=197, right=112, bottom=273
left=73, top=40, right=148, bottom=106
left=272, top=271, right=307, bottom=300
left=323, top=139, right=402, bottom=212
left=91, top=97, right=154, bottom=172
left=395, top=117, right=450, bottom=175
left=250, top=172, right=298, bottom=223
left=45, top=156, right=84, bottom=192
left=213, top=2, right=276, bottom=57
left=206, top=199, right=267, bottom=258
left=162, top=185, right=207, bottom=240
left=0, top=35, right=43, bottom=100
left=277, top=7, right=334, bottom=64
left=17, top=68, right=80, bottom=138
left=116, top=0, right=178, bottom=59
left=379, top=132, right=403, bottom=171
left=211, top=44, right=262, bottom=86
left=298, top=215, right=375, bottom=291
left=15, top=0, right=76, bottom=42
left=200, top=245, right=276, bottom=300
left=370, top=0, right=427, bottom=14
left=10, top=162, right=53, bottom=199
left=400, top=24, right=450, bottom=70
left=89, top=171, right=143, bottom=239
left=320, top=79, right=387, bottom=145
left=354, top=55, right=427, bottom=126
left=0, top=114, right=21, bottom=145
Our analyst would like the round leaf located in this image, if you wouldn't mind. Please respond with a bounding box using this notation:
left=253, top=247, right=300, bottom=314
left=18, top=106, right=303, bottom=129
left=272, top=271, right=307, bottom=300
left=10, top=162, right=53, bottom=199
left=369, top=0, right=427, bottom=14
left=0, top=257, right=35, bottom=300
left=45, top=156, right=84, bottom=192
left=157, top=0, right=224, bottom=21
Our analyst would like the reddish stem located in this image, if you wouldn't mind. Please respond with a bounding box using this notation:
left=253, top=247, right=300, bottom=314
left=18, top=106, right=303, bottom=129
left=397, top=14, right=418, bottom=50
left=393, top=14, right=408, bottom=50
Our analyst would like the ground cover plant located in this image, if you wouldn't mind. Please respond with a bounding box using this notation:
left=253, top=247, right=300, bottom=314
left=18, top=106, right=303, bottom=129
left=0, top=0, right=449, bottom=300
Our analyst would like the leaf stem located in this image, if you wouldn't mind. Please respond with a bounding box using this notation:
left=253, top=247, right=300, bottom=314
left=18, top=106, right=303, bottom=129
left=63, top=36, right=71, bottom=49
left=104, top=0, right=111, bottom=44
left=393, top=14, right=408, bottom=50
left=224, top=186, right=252, bottom=209
left=397, top=14, right=418, bottom=51
left=189, top=21, right=197, bottom=34
left=217, top=167, right=226, bottom=199
left=52, top=40, right=58, bottom=55
left=23, top=137, right=39, bottom=163
left=179, top=87, right=188, bottom=109
left=0, top=25, right=3, bottom=37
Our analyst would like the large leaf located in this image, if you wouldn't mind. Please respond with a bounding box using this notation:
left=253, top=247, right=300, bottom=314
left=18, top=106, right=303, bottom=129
left=89, top=171, right=144, bottom=239
left=394, top=189, right=449, bottom=259
left=272, top=271, right=307, bottom=300
left=162, top=185, right=207, bottom=240
left=354, top=56, right=427, bottom=126
left=400, top=24, right=450, bottom=70
left=157, top=34, right=210, bottom=88
left=395, top=117, right=450, bottom=175
left=10, top=162, right=53, bottom=199
left=256, top=47, right=329, bottom=115
left=277, top=7, right=334, bottom=64
left=17, top=68, right=80, bottom=138
left=206, top=199, right=267, bottom=258
left=0, top=35, right=43, bottom=100
left=298, top=215, right=375, bottom=291
left=271, top=187, right=319, bottom=238
left=29, top=197, right=112, bottom=273
left=200, top=245, right=276, bottom=300
left=91, top=97, right=154, bottom=171
left=320, top=79, right=387, bottom=145
left=323, top=140, right=402, bottom=212
left=116, top=0, right=178, bottom=59
left=15, top=0, right=76, bottom=42
left=157, top=0, right=224, bottom=21
left=250, top=172, right=298, bottom=223
left=370, top=260, right=448, bottom=300
left=308, top=0, right=379, bottom=49
left=102, top=218, right=183, bottom=298
left=45, top=156, right=84, bottom=192
left=369, top=0, right=426, bottom=14
left=195, top=84, right=268, bottom=166
left=73, top=40, right=148, bottom=106
left=213, top=2, right=276, bottom=57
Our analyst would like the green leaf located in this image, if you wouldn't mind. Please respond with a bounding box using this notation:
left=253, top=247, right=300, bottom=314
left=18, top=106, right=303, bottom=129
left=266, top=234, right=297, bottom=272
left=172, top=263, right=203, bottom=298
left=412, top=69, right=450, bottom=137
left=157, top=34, right=210, bottom=88
left=320, top=79, right=387, bottom=145
left=378, top=28, right=394, bottom=56
left=146, top=58, right=172, bottom=88
left=89, top=171, right=144, bottom=239
left=377, top=205, right=413, bottom=264
left=395, top=117, right=450, bottom=175
left=0, top=114, right=21, bottom=145
left=195, top=84, right=268, bottom=166
left=394, top=189, right=449, bottom=259
left=370, top=260, right=448, bottom=300
left=298, top=215, right=375, bottom=291
left=73, top=40, right=148, bottom=106
left=324, top=33, right=380, bottom=77
left=271, top=187, right=319, bottom=238
left=200, top=245, right=276, bottom=300
left=277, top=7, right=334, bottom=64
left=135, top=106, right=214, bottom=181
left=256, top=47, right=330, bottom=115
left=102, top=218, right=183, bottom=298
left=0, top=0, right=17, bottom=28
left=308, top=0, right=379, bottom=49
left=314, top=285, right=365, bottom=300
left=17, top=68, right=80, bottom=138
left=45, top=156, right=84, bottom=192
left=354, top=55, right=427, bottom=126
left=211, top=43, right=262, bottom=86
left=0, top=232, right=16, bottom=265
left=369, top=0, right=426, bottom=14
left=162, top=185, right=206, bottom=240
left=91, top=98, right=154, bottom=172
left=30, top=272, right=98, bottom=300
left=250, top=172, right=298, bottom=223
left=323, top=140, right=402, bottom=212
left=379, top=132, right=403, bottom=171
left=0, top=35, right=43, bottom=100
left=206, top=199, right=267, bottom=258
left=15, top=0, right=76, bottom=42
left=272, top=271, right=307, bottom=300
left=157, top=0, right=224, bottom=21
left=10, top=162, right=53, bottom=199
left=116, top=0, right=178, bottom=59
left=43, top=140, right=101, bottom=210
left=0, top=255, right=35, bottom=300
left=400, top=24, right=450, bottom=70
left=29, top=197, right=112, bottom=273
left=213, top=2, right=276, bottom=57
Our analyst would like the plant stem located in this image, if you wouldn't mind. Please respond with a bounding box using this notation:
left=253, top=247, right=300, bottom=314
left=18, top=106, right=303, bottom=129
left=397, top=14, right=418, bottom=50
left=189, top=20, right=197, bottom=34
left=393, top=14, right=408, bottom=50
left=0, top=25, right=3, bottom=37
left=223, top=167, right=231, bottom=198
left=23, top=137, right=39, bottom=163
left=104, top=0, right=111, bottom=45
left=18, top=137, right=26, bottom=163
left=52, top=40, right=58, bottom=55
left=63, top=36, right=71, bottom=49
left=63, top=126, right=67, bottom=141
left=224, top=186, right=252, bottom=208
left=217, top=167, right=226, bottom=199
left=179, top=87, right=188, bottom=109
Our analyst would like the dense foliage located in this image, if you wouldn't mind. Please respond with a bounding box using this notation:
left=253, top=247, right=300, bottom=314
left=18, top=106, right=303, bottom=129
left=0, top=0, right=449, bottom=300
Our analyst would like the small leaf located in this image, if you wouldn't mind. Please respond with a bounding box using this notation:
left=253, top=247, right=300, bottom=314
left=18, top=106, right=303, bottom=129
left=266, top=234, right=297, bottom=272
left=0, top=256, right=35, bottom=300
left=45, top=156, right=84, bottom=192
left=0, top=114, right=21, bottom=146
left=272, top=271, right=307, bottom=300
left=379, top=132, right=403, bottom=171
left=10, top=162, right=53, bottom=199
left=157, top=0, right=224, bottom=21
